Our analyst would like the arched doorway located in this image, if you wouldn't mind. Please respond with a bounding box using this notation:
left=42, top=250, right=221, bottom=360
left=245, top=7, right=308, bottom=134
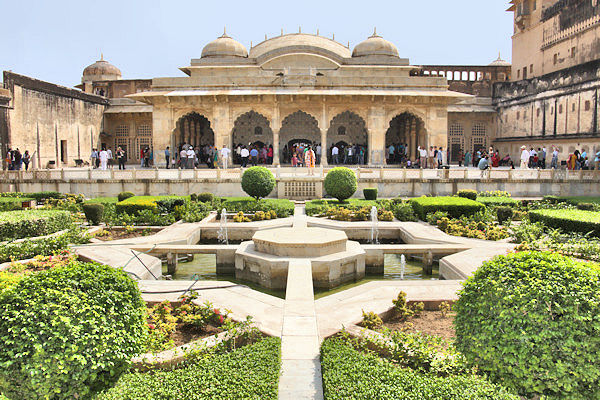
left=385, top=112, right=426, bottom=164
left=175, top=112, right=214, bottom=149
left=232, top=111, right=273, bottom=165
left=327, top=111, right=368, bottom=165
left=279, top=111, right=320, bottom=164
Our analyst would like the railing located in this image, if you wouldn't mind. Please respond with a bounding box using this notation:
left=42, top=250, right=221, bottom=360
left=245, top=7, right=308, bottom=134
left=542, top=14, right=600, bottom=48
left=1, top=167, right=599, bottom=182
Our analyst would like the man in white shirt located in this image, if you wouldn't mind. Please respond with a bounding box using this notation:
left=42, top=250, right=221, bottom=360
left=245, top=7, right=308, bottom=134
left=221, top=145, right=231, bottom=169
left=106, top=147, right=113, bottom=169
left=332, top=145, right=339, bottom=165
left=99, top=148, right=109, bottom=170
left=180, top=147, right=188, bottom=169
left=520, top=146, right=530, bottom=169
left=186, top=147, right=195, bottom=169
left=418, top=146, right=427, bottom=169
left=240, top=146, right=249, bottom=167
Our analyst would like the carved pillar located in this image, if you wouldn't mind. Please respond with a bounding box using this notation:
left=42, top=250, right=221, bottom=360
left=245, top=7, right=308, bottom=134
left=320, top=129, right=328, bottom=166
left=272, top=102, right=281, bottom=165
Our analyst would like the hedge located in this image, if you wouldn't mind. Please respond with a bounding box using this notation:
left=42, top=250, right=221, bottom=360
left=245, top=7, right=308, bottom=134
left=0, top=229, right=89, bottom=263
left=324, top=167, right=357, bottom=202
left=0, top=262, right=148, bottom=399
left=82, top=203, right=105, bottom=225
left=457, top=189, right=477, bottom=200
left=529, top=209, right=600, bottom=236
left=221, top=197, right=294, bottom=218
left=115, top=196, right=184, bottom=215
left=410, top=197, right=484, bottom=220
left=94, top=337, right=281, bottom=400
left=241, top=167, right=276, bottom=200
left=0, top=210, right=72, bottom=241
left=363, top=188, right=378, bottom=201
left=26, top=191, right=63, bottom=202
left=0, top=197, right=34, bottom=212
left=320, top=338, right=518, bottom=400
left=455, top=251, right=600, bottom=400
left=117, top=191, right=135, bottom=202
left=305, top=199, right=380, bottom=216
left=476, top=196, right=518, bottom=208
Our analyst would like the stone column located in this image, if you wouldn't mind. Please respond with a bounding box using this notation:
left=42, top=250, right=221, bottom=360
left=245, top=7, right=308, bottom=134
left=367, top=106, right=386, bottom=167
left=320, top=129, right=328, bottom=166
left=410, top=129, right=417, bottom=160
left=273, top=102, right=281, bottom=165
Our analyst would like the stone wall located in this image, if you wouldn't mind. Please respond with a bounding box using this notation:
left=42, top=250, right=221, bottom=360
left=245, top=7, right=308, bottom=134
left=2, top=72, right=107, bottom=168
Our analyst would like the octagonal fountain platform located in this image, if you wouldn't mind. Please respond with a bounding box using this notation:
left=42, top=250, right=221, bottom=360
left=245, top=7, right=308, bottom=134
left=235, top=227, right=365, bottom=289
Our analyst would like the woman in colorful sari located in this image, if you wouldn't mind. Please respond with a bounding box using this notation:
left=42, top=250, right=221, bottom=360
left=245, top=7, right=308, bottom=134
left=304, top=145, right=316, bottom=176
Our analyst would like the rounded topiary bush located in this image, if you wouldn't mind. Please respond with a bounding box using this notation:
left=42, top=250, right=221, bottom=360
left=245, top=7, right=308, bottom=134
left=82, top=203, right=104, bottom=225
left=495, top=206, right=513, bottom=224
left=0, top=262, right=147, bottom=399
left=324, top=167, right=357, bottom=202
left=454, top=251, right=600, bottom=400
left=363, top=188, right=377, bottom=201
left=117, top=191, right=135, bottom=202
left=241, top=167, right=276, bottom=200
left=457, top=189, right=477, bottom=200
left=196, top=192, right=214, bottom=203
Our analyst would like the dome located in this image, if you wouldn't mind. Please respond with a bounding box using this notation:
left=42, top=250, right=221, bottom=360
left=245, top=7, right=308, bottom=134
left=489, top=53, right=511, bottom=66
left=352, top=30, right=399, bottom=58
left=249, top=33, right=352, bottom=59
left=82, top=55, right=121, bottom=78
left=201, top=32, right=248, bottom=58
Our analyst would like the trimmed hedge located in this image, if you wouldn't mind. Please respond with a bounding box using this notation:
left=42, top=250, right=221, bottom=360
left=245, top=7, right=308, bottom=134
left=0, top=197, right=34, bottom=211
left=455, top=251, right=600, bottom=400
left=0, top=262, right=147, bottom=399
left=476, top=196, right=519, bottom=207
left=222, top=197, right=294, bottom=218
left=410, top=196, right=484, bottom=220
left=321, top=337, right=518, bottom=400
left=0, top=210, right=72, bottom=241
left=94, top=337, right=281, bottom=400
left=324, top=167, right=357, bottom=202
left=241, top=167, right=275, bottom=200
left=496, top=206, right=513, bottom=223
left=82, top=203, right=105, bottom=225
left=529, top=209, right=600, bottom=236
left=115, top=196, right=184, bottom=215
left=196, top=192, right=214, bottom=203
left=0, top=229, right=89, bottom=263
left=27, top=191, right=63, bottom=201
left=363, top=188, right=378, bottom=201
left=457, top=189, right=477, bottom=200
left=117, top=191, right=135, bottom=202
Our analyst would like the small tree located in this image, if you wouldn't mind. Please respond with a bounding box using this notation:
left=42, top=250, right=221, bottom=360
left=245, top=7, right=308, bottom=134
left=241, top=167, right=276, bottom=200
left=324, top=167, right=357, bottom=202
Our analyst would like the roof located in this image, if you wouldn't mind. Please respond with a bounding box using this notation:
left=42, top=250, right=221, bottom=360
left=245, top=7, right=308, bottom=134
left=249, top=33, right=352, bottom=59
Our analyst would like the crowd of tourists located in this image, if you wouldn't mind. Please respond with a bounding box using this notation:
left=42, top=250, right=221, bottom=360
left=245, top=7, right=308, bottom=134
left=4, top=148, right=31, bottom=170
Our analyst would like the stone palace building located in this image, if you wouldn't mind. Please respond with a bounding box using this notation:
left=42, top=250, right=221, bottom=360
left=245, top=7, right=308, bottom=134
left=2, top=0, right=598, bottom=168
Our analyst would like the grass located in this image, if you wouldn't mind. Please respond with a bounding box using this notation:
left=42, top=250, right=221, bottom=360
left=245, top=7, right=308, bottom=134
left=476, top=196, right=518, bottom=207
left=320, top=337, right=518, bottom=400
left=529, top=208, right=600, bottom=236
left=93, top=337, right=281, bottom=400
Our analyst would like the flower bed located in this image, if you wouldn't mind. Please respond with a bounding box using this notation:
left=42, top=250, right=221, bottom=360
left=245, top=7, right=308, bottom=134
left=93, top=227, right=155, bottom=241
left=94, top=337, right=281, bottom=400
left=0, top=209, right=72, bottom=241
left=221, top=197, right=294, bottom=218
left=305, top=199, right=379, bottom=216
left=0, top=229, right=89, bottom=263
left=529, top=208, right=600, bottom=236
left=410, top=197, right=484, bottom=220
left=320, top=337, right=518, bottom=400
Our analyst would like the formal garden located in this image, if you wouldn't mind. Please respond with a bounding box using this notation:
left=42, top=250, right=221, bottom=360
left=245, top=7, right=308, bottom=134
left=0, top=166, right=599, bottom=399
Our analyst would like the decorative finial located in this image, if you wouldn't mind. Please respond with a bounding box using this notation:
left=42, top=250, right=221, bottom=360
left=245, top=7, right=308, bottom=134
left=498, top=51, right=502, bottom=59
left=374, top=27, right=377, bottom=36
left=224, top=26, right=227, bottom=35
left=317, top=28, right=319, bottom=36
left=299, top=26, right=301, bottom=33
left=281, top=28, right=284, bottom=36
left=100, top=52, right=104, bottom=61
left=333, top=33, right=335, bottom=40
left=250, top=40, right=253, bottom=48
left=265, top=34, right=268, bottom=40
left=347, top=41, right=350, bottom=48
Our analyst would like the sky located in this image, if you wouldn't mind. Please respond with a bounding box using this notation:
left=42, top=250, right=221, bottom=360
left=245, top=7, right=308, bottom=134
left=1, top=0, right=514, bottom=87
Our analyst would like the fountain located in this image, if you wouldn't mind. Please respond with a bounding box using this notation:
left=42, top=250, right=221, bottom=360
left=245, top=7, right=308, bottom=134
left=400, top=254, right=406, bottom=280
left=370, top=206, right=379, bottom=244
left=218, top=208, right=229, bottom=245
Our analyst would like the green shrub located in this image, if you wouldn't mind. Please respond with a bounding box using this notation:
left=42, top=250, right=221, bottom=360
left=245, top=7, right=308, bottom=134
left=222, top=197, right=294, bottom=218
left=115, top=196, right=163, bottom=215
left=27, top=191, right=63, bottom=202
left=82, top=203, right=105, bottom=225
left=426, top=211, right=448, bottom=225
left=495, top=206, right=513, bottom=223
left=476, top=196, right=518, bottom=208
left=0, top=197, right=35, bottom=212
left=156, top=198, right=185, bottom=214
left=324, top=167, right=357, bottom=202
left=196, top=192, right=214, bottom=203
left=392, top=202, right=418, bottom=222
left=456, top=189, right=477, bottom=200
left=454, top=251, right=600, bottom=400
left=543, top=195, right=562, bottom=204
left=0, top=262, right=147, bottom=399
left=117, top=191, right=135, bottom=202
left=94, top=337, right=280, bottom=400
left=577, top=202, right=595, bottom=211
left=361, top=310, right=383, bottom=329
left=363, top=188, right=378, bottom=201
left=0, top=229, right=88, bottom=263
left=410, top=196, right=484, bottom=220
left=321, top=338, right=519, bottom=400
left=0, top=210, right=72, bottom=241
left=529, top=208, right=600, bottom=236
left=241, top=166, right=276, bottom=200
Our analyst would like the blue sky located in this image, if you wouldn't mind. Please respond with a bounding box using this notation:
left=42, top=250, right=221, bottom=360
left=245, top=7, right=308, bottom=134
left=1, top=0, right=513, bottom=87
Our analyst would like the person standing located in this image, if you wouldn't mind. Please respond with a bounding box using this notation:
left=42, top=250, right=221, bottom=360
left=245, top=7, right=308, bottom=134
left=437, top=147, right=444, bottom=168
left=331, top=145, right=339, bottom=165
left=107, top=147, right=113, bottom=168
left=250, top=147, right=258, bottom=166
left=418, top=146, right=427, bottom=169
left=551, top=146, right=559, bottom=169
left=116, top=146, right=126, bottom=170
left=478, top=155, right=490, bottom=178
left=22, top=150, right=31, bottom=171
left=99, top=148, right=108, bottom=170
left=267, top=145, right=273, bottom=165
left=13, top=149, right=22, bottom=170
left=91, top=148, right=98, bottom=169
left=520, top=146, right=530, bottom=169
left=315, top=143, right=322, bottom=165
left=220, top=145, right=231, bottom=169
left=464, top=150, right=471, bottom=168
left=428, top=146, right=435, bottom=169
left=305, top=145, right=316, bottom=176
left=240, top=146, right=249, bottom=167
left=186, top=146, right=195, bottom=169
left=165, top=146, right=170, bottom=169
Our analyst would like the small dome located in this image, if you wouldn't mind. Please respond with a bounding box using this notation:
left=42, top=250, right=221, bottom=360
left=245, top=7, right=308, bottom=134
left=83, top=55, right=121, bottom=78
left=352, top=29, right=399, bottom=58
left=489, top=53, right=511, bottom=66
left=201, top=31, right=248, bottom=58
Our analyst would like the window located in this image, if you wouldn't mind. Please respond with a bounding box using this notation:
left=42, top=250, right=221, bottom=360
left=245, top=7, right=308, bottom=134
left=551, top=107, right=554, bottom=115
left=585, top=100, right=591, bottom=111
left=559, top=104, right=563, bottom=114
left=537, top=108, right=541, bottom=117
left=523, top=67, right=528, bottom=79
left=533, top=0, right=536, bottom=10
left=472, top=123, right=487, bottom=136
left=137, top=124, right=152, bottom=136
left=449, top=123, right=464, bottom=135
left=116, top=125, right=129, bottom=137
left=254, top=126, right=263, bottom=136
left=572, top=103, right=576, bottom=112
left=524, top=110, right=527, bottom=119
left=337, top=126, right=346, bottom=135
left=517, top=111, right=520, bottom=120
left=571, top=47, right=577, bottom=58
left=530, top=64, right=533, bottom=73
left=517, top=70, right=521, bottom=79
left=554, top=54, right=558, bottom=65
